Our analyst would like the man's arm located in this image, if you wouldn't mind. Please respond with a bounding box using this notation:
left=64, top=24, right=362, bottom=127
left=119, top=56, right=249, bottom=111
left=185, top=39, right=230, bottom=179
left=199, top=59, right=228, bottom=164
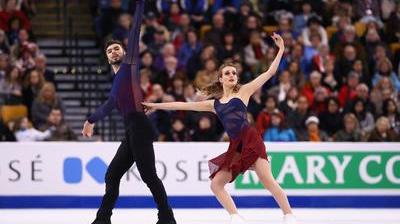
left=87, top=95, right=117, bottom=124
left=123, top=0, right=145, bottom=64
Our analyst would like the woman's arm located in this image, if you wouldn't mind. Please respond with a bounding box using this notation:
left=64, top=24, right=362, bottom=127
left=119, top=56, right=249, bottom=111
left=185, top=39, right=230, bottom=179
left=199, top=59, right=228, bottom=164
left=143, top=100, right=215, bottom=112
left=240, top=33, right=285, bottom=98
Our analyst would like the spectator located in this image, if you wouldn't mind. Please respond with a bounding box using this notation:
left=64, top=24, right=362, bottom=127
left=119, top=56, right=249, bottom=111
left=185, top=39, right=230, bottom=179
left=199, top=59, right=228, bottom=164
left=300, top=115, right=329, bottom=141
left=293, top=1, right=315, bottom=34
left=256, top=95, right=278, bottom=136
left=0, top=65, right=22, bottom=105
left=192, top=115, right=218, bottom=141
left=22, top=69, right=44, bottom=117
left=386, top=3, right=400, bottom=43
left=0, top=119, right=15, bottom=141
left=170, top=13, right=191, bottom=50
left=338, top=71, right=360, bottom=107
left=140, top=50, right=158, bottom=74
left=13, top=116, right=51, bottom=141
left=0, top=52, right=8, bottom=80
left=177, top=29, right=201, bottom=68
left=302, top=16, right=328, bottom=47
left=279, top=86, right=299, bottom=115
left=31, top=82, right=64, bottom=128
left=203, top=12, right=225, bottom=46
left=321, top=59, right=339, bottom=92
left=154, top=43, right=176, bottom=72
left=140, top=68, right=153, bottom=100
left=0, top=0, right=31, bottom=32
left=166, top=117, right=190, bottom=141
left=287, top=95, right=312, bottom=138
left=310, top=86, right=329, bottom=115
left=334, top=113, right=362, bottom=141
left=368, top=116, right=399, bottom=142
left=156, top=0, right=178, bottom=15
left=344, top=83, right=375, bottom=114
left=210, top=0, right=241, bottom=15
left=112, top=13, right=132, bottom=42
left=180, top=0, right=207, bottom=28
left=370, top=77, right=398, bottom=115
left=217, top=31, right=239, bottom=62
left=372, top=57, right=400, bottom=91
left=268, top=70, right=292, bottom=102
left=243, top=30, right=268, bottom=69
left=0, top=29, right=10, bottom=53
left=382, top=98, right=400, bottom=134
left=301, top=70, right=327, bottom=106
left=164, top=2, right=181, bottom=31
left=319, top=97, right=343, bottom=138
left=169, top=76, right=185, bottom=101
left=351, top=98, right=375, bottom=139
left=34, top=54, right=55, bottom=84
left=39, top=108, right=77, bottom=141
left=263, top=110, right=297, bottom=142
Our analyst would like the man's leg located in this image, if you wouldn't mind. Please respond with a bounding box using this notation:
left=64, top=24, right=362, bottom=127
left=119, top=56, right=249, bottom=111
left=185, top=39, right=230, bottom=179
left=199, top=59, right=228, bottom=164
left=94, top=139, right=135, bottom=223
left=127, top=116, right=175, bottom=222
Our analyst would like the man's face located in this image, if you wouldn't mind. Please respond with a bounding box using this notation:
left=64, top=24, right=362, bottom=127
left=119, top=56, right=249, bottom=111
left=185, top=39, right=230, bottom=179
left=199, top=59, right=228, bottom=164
left=106, top=44, right=125, bottom=65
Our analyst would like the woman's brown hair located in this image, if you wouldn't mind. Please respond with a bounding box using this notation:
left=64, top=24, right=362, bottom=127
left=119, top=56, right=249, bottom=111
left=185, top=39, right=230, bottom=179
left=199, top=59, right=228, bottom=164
left=200, top=62, right=241, bottom=98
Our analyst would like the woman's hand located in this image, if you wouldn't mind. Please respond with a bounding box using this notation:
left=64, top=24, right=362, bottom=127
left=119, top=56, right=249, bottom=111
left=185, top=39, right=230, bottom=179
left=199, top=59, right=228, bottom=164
left=271, top=32, right=284, bottom=50
left=142, top=102, right=157, bottom=113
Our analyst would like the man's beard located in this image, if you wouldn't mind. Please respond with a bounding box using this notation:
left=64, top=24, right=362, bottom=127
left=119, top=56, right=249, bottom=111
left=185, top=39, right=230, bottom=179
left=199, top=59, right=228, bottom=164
left=109, top=58, right=122, bottom=65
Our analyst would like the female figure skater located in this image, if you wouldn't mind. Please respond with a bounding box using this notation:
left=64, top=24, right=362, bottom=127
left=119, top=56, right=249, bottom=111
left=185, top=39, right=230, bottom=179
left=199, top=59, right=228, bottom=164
left=143, top=33, right=296, bottom=224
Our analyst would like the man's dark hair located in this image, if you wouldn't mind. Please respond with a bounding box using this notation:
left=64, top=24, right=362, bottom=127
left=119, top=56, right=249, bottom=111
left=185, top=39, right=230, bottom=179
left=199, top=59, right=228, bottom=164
left=104, top=39, right=125, bottom=54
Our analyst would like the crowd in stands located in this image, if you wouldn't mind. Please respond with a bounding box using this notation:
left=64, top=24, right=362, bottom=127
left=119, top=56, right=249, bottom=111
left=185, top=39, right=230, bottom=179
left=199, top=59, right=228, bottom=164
left=0, top=0, right=76, bottom=142
left=2, top=0, right=400, bottom=143
left=90, top=0, right=400, bottom=142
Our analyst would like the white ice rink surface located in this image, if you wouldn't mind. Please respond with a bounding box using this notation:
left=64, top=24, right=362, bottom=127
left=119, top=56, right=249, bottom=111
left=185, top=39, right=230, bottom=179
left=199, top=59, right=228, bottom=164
left=1, top=209, right=400, bottom=224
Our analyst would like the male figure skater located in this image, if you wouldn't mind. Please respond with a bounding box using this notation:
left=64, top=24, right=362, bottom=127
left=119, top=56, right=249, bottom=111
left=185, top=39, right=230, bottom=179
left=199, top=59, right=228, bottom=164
left=81, top=1, right=176, bottom=223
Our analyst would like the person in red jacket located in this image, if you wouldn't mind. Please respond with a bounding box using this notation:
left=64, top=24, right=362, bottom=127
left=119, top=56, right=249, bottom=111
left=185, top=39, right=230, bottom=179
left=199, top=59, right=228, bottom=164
left=0, top=0, right=31, bottom=32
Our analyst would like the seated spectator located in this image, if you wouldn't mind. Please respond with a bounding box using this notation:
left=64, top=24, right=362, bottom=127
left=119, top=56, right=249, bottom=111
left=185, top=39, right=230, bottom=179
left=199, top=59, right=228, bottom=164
left=338, top=71, right=360, bottom=107
left=286, top=95, right=312, bottom=138
left=95, top=0, right=123, bottom=38
left=15, top=41, right=37, bottom=73
left=319, top=97, right=343, bottom=138
left=0, top=52, right=9, bottom=79
left=287, top=61, right=305, bottom=88
left=243, top=30, right=268, bottom=69
left=166, top=117, right=190, bottom=142
left=370, top=77, right=397, bottom=115
left=268, top=70, right=292, bottom=102
left=263, top=110, right=296, bottom=142
left=186, top=44, right=216, bottom=80
left=217, top=31, right=239, bottom=62
left=13, top=116, right=51, bottom=141
left=382, top=98, right=400, bottom=135
left=140, top=69, right=153, bottom=100
left=321, top=59, right=339, bottom=92
left=210, top=0, right=241, bottom=15
left=156, top=0, right=178, bottom=15
left=256, top=95, right=278, bottom=136
left=112, top=13, right=132, bottom=42
left=372, top=57, right=400, bottom=91
left=7, top=17, right=21, bottom=45
left=192, top=115, right=218, bottom=141
left=0, top=0, right=31, bottom=33
left=0, top=65, right=23, bottom=105
left=0, top=29, right=10, bottom=53
left=163, top=2, right=181, bottom=31
left=302, top=70, right=328, bottom=106
left=22, top=69, right=44, bottom=117
left=203, top=12, right=225, bottom=46
left=34, top=54, right=55, bottom=84
left=300, top=116, right=329, bottom=141
left=343, top=83, right=375, bottom=114
left=334, top=113, right=362, bottom=142
left=386, top=2, right=400, bottom=43
left=140, top=50, right=158, bottom=74
left=183, top=82, right=204, bottom=102
left=170, top=13, right=191, bottom=50
left=169, top=76, right=185, bottom=101
left=279, top=86, right=299, bottom=115
left=180, top=0, right=208, bottom=28
left=194, top=58, right=217, bottom=90
left=178, top=29, right=201, bottom=69
left=368, top=116, right=399, bottom=142
left=0, top=119, right=16, bottom=141
left=351, top=98, right=375, bottom=139
left=310, top=86, right=329, bottom=115
left=293, top=1, right=315, bottom=34
left=31, top=82, right=64, bottom=128
left=39, top=108, right=76, bottom=141
left=155, top=56, right=180, bottom=90
left=302, top=16, right=328, bottom=47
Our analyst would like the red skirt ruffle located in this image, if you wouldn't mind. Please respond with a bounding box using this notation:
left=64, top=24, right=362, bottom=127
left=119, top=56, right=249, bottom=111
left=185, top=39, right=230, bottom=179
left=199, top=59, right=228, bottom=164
left=208, top=125, right=268, bottom=182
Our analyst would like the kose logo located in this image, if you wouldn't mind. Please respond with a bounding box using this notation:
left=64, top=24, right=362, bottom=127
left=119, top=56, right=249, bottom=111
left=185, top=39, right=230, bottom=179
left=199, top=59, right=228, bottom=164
left=63, top=157, right=108, bottom=184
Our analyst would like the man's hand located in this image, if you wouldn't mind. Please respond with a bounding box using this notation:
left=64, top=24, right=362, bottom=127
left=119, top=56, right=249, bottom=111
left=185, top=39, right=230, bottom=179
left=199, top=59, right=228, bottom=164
left=82, top=120, right=94, bottom=138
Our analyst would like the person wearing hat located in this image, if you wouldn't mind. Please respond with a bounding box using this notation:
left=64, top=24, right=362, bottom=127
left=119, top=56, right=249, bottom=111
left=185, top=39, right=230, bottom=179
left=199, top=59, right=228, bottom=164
left=263, top=109, right=297, bottom=142
left=301, top=115, right=329, bottom=141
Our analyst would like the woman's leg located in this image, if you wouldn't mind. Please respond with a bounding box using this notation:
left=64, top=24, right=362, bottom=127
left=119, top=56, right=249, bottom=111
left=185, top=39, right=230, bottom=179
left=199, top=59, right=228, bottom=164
left=210, top=170, right=238, bottom=214
left=254, top=158, right=293, bottom=215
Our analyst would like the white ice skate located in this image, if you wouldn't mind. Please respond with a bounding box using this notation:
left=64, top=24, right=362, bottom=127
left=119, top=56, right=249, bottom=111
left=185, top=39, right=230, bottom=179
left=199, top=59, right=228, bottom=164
left=283, top=213, right=297, bottom=224
left=230, top=214, right=247, bottom=224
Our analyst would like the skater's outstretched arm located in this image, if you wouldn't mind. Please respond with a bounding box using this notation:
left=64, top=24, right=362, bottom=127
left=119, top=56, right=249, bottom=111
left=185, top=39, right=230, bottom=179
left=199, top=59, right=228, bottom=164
left=142, top=100, right=215, bottom=112
left=240, top=33, right=285, bottom=97
left=82, top=95, right=117, bottom=137
left=123, top=0, right=145, bottom=65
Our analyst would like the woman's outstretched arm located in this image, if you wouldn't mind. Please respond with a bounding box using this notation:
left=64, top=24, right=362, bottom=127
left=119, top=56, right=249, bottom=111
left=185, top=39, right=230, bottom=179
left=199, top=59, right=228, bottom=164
left=142, top=100, right=215, bottom=112
left=240, top=33, right=285, bottom=97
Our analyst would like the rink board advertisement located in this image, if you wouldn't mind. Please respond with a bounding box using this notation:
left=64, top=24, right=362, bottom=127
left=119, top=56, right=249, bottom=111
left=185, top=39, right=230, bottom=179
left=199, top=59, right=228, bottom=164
left=0, top=142, right=400, bottom=208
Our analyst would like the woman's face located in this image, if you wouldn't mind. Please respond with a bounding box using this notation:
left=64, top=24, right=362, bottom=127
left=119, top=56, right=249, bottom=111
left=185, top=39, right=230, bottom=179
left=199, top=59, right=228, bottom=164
left=219, top=66, right=238, bottom=88
left=265, top=97, right=276, bottom=110
left=328, top=100, right=339, bottom=113
left=280, top=71, right=290, bottom=84
left=387, top=101, right=397, bottom=113
left=205, top=59, right=217, bottom=72
left=379, top=61, right=391, bottom=74
left=271, top=115, right=281, bottom=126
left=288, top=88, right=299, bottom=100
left=355, top=101, right=364, bottom=113
left=30, top=70, right=40, bottom=85
left=141, top=52, right=153, bottom=66
left=10, top=68, right=19, bottom=81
